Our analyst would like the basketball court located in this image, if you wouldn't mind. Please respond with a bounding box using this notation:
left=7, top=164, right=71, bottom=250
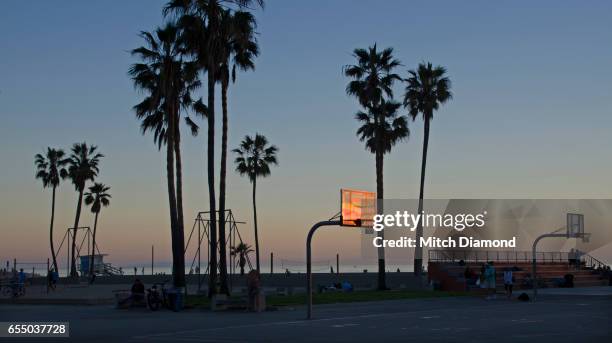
left=1, top=291, right=610, bottom=342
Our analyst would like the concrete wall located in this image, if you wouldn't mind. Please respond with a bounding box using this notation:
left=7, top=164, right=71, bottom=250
left=33, top=272, right=428, bottom=293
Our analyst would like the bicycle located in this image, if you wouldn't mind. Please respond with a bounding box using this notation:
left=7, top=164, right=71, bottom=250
left=1, top=282, right=25, bottom=298
left=146, top=281, right=169, bottom=311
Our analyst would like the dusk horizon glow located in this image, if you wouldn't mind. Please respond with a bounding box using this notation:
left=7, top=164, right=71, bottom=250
left=1, top=1, right=611, bottom=269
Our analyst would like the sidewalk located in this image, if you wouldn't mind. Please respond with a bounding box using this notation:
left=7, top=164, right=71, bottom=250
left=0, top=282, right=205, bottom=305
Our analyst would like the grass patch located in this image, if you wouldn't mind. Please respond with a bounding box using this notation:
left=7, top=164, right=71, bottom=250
left=186, top=290, right=468, bottom=308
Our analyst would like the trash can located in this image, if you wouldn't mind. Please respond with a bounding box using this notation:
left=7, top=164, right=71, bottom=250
left=166, top=287, right=184, bottom=312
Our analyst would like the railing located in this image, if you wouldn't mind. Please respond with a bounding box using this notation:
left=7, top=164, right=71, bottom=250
left=103, top=264, right=124, bottom=276
left=428, top=249, right=569, bottom=264
left=580, top=253, right=608, bottom=269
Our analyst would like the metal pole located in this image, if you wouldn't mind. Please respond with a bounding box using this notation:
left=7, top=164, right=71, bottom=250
left=307, top=220, right=341, bottom=320
left=198, top=219, right=201, bottom=291
left=532, top=233, right=566, bottom=301
left=270, top=252, right=274, bottom=274
left=151, top=245, right=154, bottom=275
left=336, top=253, right=339, bottom=275
left=67, top=232, right=70, bottom=277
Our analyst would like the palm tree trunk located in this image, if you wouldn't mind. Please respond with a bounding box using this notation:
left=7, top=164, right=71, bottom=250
left=218, top=77, right=229, bottom=295
left=413, top=115, right=431, bottom=276
left=375, top=148, right=386, bottom=290
left=89, top=211, right=99, bottom=278
left=49, top=186, right=59, bottom=273
left=173, top=103, right=186, bottom=288
left=240, top=255, right=245, bottom=276
left=252, top=178, right=260, bottom=273
left=165, top=99, right=181, bottom=289
left=207, top=67, right=218, bottom=297
left=70, top=189, right=84, bottom=278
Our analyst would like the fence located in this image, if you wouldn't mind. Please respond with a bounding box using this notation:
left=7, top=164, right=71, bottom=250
left=428, top=250, right=570, bottom=264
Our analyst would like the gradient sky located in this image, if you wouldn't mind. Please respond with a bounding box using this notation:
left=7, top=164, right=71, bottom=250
left=1, top=1, right=611, bottom=269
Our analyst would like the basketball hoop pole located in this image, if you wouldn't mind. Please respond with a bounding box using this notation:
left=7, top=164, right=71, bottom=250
left=307, top=220, right=341, bottom=320
left=531, top=231, right=568, bottom=302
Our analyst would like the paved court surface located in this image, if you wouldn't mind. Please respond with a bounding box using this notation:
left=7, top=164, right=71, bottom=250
left=1, top=292, right=610, bottom=342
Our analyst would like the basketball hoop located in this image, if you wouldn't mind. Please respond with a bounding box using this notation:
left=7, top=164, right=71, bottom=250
left=340, top=189, right=376, bottom=227
left=566, top=213, right=584, bottom=238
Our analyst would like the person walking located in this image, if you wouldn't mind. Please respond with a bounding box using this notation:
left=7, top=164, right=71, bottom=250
left=503, top=267, right=514, bottom=298
left=485, top=262, right=496, bottom=300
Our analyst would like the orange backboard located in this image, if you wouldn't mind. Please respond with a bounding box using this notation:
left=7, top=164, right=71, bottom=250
left=341, top=189, right=376, bottom=227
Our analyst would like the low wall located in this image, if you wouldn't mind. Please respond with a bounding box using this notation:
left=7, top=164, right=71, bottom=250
left=31, top=272, right=428, bottom=292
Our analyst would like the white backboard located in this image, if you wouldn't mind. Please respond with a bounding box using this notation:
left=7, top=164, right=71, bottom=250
left=567, top=213, right=584, bottom=238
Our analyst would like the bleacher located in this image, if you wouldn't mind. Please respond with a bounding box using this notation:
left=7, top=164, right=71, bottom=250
left=427, top=250, right=609, bottom=292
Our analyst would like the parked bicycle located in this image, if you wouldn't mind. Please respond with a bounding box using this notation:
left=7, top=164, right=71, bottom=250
left=1, top=282, right=26, bottom=298
left=146, top=281, right=169, bottom=311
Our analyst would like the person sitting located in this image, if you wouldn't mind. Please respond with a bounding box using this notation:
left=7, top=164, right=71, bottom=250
left=131, top=279, right=145, bottom=301
left=119, top=279, right=145, bottom=307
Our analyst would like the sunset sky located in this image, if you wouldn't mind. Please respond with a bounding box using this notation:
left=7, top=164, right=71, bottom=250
left=1, top=1, right=611, bottom=270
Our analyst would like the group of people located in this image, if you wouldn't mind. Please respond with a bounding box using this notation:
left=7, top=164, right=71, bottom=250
left=464, top=261, right=516, bottom=300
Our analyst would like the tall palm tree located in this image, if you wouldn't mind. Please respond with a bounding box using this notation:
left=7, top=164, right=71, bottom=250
left=233, top=133, right=277, bottom=273
left=230, top=242, right=253, bottom=275
left=67, top=143, right=103, bottom=277
left=129, top=22, right=200, bottom=289
left=164, top=0, right=263, bottom=296
left=84, top=183, right=111, bottom=278
left=403, top=62, right=452, bottom=275
left=35, top=148, right=69, bottom=273
left=344, top=44, right=401, bottom=290
left=216, top=9, right=259, bottom=294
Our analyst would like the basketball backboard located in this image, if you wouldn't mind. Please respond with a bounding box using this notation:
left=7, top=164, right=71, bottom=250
left=340, top=189, right=376, bottom=227
left=567, top=213, right=584, bottom=238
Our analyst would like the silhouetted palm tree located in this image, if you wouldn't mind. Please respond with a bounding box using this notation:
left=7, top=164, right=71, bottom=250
left=233, top=134, right=277, bottom=273
left=67, top=143, right=103, bottom=277
left=356, top=100, right=409, bottom=156
left=344, top=44, right=401, bottom=290
left=84, top=183, right=111, bottom=278
left=35, top=148, right=69, bottom=273
left=216, top=9, right=259, bottom=294
left=164, top=0, right=263, bottom=296
left=403, top=62, right=452, bottom=275
left=129, top=22, right=200, bottom=289
left=230, top=242, right=253, bottom=275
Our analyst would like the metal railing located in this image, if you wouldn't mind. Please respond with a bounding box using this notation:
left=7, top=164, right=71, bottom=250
left=580, top=253, right=608, bottom=269
left=428, top=249, right=569, bottom=264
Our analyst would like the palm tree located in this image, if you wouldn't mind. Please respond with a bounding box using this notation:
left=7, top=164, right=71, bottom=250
left=84, top=183, right=111, bottom=278
left=403, top=62, right=452, bottom=275
left=217, top=9, right=259, bottom=294
left=233, top=133, right=277, bottom=273
left=129, top=22, right=200, bottom=289
left=230, top=242, right=253, bottom=275
left=344, top=44, right=401, bottom=290
left=35, top=148, right=69, bottom=273
left=67, top=143, right=103, bottom=277
left=164, top=0, right=263, bottom=296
